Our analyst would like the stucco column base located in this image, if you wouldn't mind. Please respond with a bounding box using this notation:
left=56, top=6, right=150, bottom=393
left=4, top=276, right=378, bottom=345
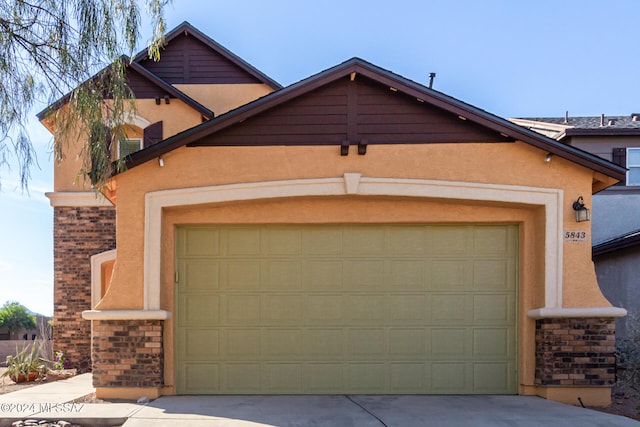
left=535, top=386, right=611, bottom=407
left=96, top=387, right=162, bottom=400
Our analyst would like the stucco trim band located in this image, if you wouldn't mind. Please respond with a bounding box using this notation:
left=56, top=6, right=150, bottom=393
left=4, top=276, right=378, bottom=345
left=81, top=310, right=171, bottom=320
left=528, top=307, right=627, bottom=319
left=144, top=173, right=564, bottom=311
left=46, top=191, right=113, bottom=207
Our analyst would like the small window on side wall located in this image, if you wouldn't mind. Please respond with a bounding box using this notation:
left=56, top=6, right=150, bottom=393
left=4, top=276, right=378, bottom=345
left=628, top=148, right=640, bottom=186
left=118, top=138, right=142, bottom=158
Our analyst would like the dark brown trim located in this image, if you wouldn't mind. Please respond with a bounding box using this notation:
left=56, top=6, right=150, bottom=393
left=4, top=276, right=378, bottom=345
left=122, top=58, right=626, bottom=182
left=127, top=62, right=214, bottom=119
left=593, top=230, right=640, bottom=257
left=37, top=57, right=214, bottom=121
left=133, top=21, right=282, bottom=90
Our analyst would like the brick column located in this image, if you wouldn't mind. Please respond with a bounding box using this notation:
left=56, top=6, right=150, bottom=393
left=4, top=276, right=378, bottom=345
left=92, top=320, right=163, bottom=388
left=53, top=205, right=115, bottom=367
left=535, top=317, right=616, bottom=386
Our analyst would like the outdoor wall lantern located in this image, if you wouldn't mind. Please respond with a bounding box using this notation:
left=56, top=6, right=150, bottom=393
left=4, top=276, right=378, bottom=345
left=572, top=196, right=590, bottom=222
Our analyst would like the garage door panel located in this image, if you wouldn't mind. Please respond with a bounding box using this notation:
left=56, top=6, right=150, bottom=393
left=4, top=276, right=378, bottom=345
left=389, top=227, right=427, bottom=255
left=223, top=329, right=261, bottom=359
left=264, top=363, right=303, bottom=392
left=182, top=329, right=220, bottom=359
left=429, top=227, right=469, bottom=255
left=304, top=260, right=343, bottom=289
left=306, top=294, right=343, bottom=322
left=347, top=328, right=386, bottom=357
left=224, top=261, right=260, bottom=290
left=473, top=328, right=512, bottom=358
left=180, top=363, right=220, bottom=394
left=223, top=295, right=261, bottom=323
left=223, top=363, right=261, bottom=392
left=264, top=329, right=301, bottom=357
left=302, top=329, right=344, bottom=358
left=344, top=260, right=385, bottom=288
left=179, top=227, right=220, bottom=256
left=431, top=294, right=470, bottom=322
left=390, top=260, right=424, bottom=289
left=389, top=328, right=427, bottom=356
left=430, top=260, right=468, bottom=290
left=348, top=363, right=386, bottom=392
left=389, top=363, right=426, bottom=392
left=344, top=227, right=387, bottom=255
left=431, top=363, right=468, bottom=393
left=180, top=260, right=220, bottom=291
left=431, top=328, right=468, bottom=358
left=225, top=228, right=261, bottom=256
left=266, top=294, right=303, bottom=322
left=307, top=363, right=344, bottom=392
left=176, top=224, right=518, bottom=395
left=347, top=294, right=386, bottom=321
left=266, top=261, right=302, bottom=290
left=264, top=228, right=302, bottom=255
left=178, top=294, right=220, bottom=324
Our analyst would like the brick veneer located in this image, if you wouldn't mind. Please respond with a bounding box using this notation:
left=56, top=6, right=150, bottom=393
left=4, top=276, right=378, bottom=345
left=53, top=205, right=115, bottom=366
left=92, top=320, right=163, bottom=388
left=535, top=317, right=616, bottom=386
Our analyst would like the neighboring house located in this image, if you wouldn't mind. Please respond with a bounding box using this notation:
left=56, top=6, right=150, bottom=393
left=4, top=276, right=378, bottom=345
left=40, top=22, right=627, bottom=406
left=512, top=115, right=640, bottom=338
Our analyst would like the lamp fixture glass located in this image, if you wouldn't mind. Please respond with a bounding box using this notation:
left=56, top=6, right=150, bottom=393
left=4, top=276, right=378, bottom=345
left=572, top=196, right=590, bottom=222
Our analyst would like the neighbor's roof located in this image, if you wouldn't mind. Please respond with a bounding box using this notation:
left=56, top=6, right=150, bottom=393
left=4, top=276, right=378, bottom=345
left=593, top=229, right=640, bottom=257
left=513, top=114, right=640, bottom=138
left=125, top=57, right=627, bottom=182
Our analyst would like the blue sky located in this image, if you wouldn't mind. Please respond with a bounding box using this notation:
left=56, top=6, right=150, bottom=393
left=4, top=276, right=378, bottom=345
left=1, top=0, right=639, bottom=316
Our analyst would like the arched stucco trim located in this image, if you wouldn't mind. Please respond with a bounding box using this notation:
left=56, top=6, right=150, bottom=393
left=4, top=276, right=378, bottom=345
left=143, top=173, right=565, bottom=312
left=90, top=249, right=116, bottom=309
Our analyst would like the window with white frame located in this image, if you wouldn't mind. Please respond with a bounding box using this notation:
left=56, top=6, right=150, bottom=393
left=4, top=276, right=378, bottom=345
left=628, top=148, right=640, bottom=186
left=118, top=138, right=143, bottom=158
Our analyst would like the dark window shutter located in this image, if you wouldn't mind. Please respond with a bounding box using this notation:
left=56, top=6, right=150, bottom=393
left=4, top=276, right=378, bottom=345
left=612, top=148, right=627, bottom=185
left=143, top=121, right=163, bottom=148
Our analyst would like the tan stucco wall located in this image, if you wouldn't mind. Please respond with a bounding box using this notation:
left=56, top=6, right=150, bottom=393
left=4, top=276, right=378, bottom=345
left=50, top=99, right=205, bottom=192
left=173, top=83, right=274, bottom=116
left=95, top=140, right=611, bottom=395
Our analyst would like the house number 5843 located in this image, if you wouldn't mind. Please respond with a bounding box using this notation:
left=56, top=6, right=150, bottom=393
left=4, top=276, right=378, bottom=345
left=564, top=230, right=588, bottom=242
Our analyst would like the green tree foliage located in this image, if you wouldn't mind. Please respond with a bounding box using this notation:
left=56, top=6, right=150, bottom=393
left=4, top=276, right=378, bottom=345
left=0, top=0, right=170, bottom=190
left=0, top=301, right=37, bottom=338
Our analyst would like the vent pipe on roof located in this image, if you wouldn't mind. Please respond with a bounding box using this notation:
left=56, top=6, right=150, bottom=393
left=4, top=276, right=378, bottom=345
left=608, top=118, right=617, bottom=126
left=564, top=111, right=569, bottom=124
left=600, top=114, right=605, bottom=127
left=428, top=72, right=436, bottom=89
left=632, top=113, right=640, bottom=122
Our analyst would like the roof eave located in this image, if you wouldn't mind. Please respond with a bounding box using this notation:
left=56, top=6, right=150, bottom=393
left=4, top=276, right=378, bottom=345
left=123, top=58, right=626, bottom=182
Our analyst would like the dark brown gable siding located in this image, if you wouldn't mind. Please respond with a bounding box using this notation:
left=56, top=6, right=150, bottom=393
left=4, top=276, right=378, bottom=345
left=126, top=69, right=174, bottom=99
left=139, top=34, right=262, bottom=85
left=191, top=75, right=511, bottom=147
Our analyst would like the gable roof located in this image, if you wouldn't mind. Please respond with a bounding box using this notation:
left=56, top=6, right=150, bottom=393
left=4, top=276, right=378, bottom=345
left=36, top=57, right=214, bottom=121
left=133, top=21, right=282, bottom=90
left=125, top=57, right=626, bottom=182
left=593, top=229, right=640, bottom=257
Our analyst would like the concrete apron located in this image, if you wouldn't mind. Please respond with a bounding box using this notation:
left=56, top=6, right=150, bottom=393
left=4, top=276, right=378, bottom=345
left=122, top=395, right=640, bottom=427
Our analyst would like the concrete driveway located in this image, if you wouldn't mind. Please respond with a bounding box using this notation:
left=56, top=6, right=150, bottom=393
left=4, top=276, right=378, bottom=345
left=122, top=395, right=640, bottom=426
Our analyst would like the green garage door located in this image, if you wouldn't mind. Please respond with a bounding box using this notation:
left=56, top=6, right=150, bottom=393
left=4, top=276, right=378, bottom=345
left=175, top=224, right=517, bottom=394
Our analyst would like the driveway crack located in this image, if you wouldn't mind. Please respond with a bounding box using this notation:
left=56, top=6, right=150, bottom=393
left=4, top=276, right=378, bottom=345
left=344, top=395, right=388, bottom=427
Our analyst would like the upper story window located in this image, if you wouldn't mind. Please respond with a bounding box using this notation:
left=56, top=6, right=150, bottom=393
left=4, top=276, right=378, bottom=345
left=118, top=138, right=143, bottom=158
left=628, top=148, right=640, bottom=186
